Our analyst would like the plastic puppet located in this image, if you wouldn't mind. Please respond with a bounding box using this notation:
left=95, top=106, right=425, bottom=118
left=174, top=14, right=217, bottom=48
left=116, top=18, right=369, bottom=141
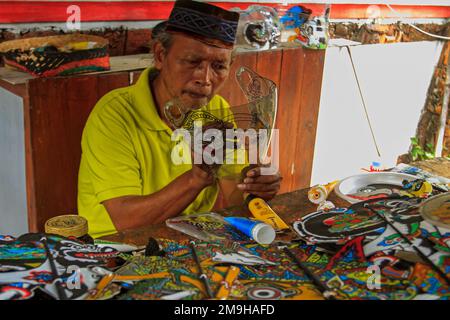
left=401, top=179, right=433, bottom=198
left=164, top=66, right=278, bottom=180
left=234, top=6, right=281, bottom=50
left=230, top=279, right=323, bottom=300
left=293, top=208, right=386, bottom=244
left=390, top=163, right=450, bottom=192
left=278, top=4, right=330, bottom=49
left=0, top=233, right=120, bottom=300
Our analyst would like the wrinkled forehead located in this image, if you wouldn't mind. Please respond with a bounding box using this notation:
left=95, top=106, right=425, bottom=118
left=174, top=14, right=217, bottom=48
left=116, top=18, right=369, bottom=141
left=169, top=32, right=233, bottom=62
left=168, top=29, right=235, bottom=50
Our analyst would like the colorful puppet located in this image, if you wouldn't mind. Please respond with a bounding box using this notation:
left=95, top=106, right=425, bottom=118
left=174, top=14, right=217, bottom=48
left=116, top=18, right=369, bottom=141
left=390, top=163, right=450, bottom=192
left=278, top=4, right=330, bottom=49
left=293, top=196, right=450, bottom=299
left=400, top=179, right=433, bottom=198
left=293, top=207, right=386, bottom=244
left=235, top=5, right=281, bottom=50
left=0, top=233, right=120, bottom=300
left=230, top=279, right=323, bottom=300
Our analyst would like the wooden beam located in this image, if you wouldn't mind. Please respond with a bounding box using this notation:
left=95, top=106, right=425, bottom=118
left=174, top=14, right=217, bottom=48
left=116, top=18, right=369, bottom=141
left=0, top=2, right=448, bottom=24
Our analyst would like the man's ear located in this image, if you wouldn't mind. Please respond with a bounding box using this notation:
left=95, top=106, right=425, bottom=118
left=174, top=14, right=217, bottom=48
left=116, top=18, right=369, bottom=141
left=152, top=41, right=166, bottom=70
left=230, top=49, right=237, bottom=66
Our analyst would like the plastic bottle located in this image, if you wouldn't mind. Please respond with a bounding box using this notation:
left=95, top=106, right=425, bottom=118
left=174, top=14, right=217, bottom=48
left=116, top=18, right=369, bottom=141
left=245, top=194, right=290, bottom=231
left=224, top=216, right=276, bottom=245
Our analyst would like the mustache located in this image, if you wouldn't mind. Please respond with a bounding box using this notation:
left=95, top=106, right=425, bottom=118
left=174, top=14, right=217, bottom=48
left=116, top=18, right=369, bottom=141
left=182, top=90, right=211, bottom=98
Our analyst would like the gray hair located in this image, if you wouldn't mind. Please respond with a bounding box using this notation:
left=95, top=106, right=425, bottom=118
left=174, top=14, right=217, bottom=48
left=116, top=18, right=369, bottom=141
left=151, top=21, right=173, bottom=51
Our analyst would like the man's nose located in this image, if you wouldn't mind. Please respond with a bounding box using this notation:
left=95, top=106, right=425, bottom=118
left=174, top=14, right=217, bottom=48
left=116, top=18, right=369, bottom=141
left=194, top=62, right=212, bottom=87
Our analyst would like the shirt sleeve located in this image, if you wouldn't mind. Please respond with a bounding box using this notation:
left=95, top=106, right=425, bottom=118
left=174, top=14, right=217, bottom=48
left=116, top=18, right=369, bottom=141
left=81, top=100, right=142, bottom=203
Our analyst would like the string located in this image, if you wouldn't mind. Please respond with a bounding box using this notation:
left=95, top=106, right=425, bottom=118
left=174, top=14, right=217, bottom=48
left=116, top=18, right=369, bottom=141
left=385, top=4, right=450, bottom=41
left=346, top=45, right=382, bottom=157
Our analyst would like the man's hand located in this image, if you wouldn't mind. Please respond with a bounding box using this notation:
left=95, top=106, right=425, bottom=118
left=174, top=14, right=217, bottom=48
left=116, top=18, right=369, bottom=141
left=237, top=166, right=282, bottom=201
left=189, top=163, right=215, bottom=189
left=190, top=119, right=234, bottom=180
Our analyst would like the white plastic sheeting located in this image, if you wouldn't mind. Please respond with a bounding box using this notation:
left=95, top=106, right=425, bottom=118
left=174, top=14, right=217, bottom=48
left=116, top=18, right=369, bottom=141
left=311, top=40, right=444, bottom=185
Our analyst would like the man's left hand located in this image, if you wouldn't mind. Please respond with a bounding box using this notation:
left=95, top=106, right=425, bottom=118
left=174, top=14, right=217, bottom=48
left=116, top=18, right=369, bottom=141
left=237, top=166, right=282, bottom=201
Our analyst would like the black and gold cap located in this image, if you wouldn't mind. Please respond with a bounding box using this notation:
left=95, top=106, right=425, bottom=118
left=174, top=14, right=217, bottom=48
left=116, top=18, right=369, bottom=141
left=166, top=0, right=240, bottom=48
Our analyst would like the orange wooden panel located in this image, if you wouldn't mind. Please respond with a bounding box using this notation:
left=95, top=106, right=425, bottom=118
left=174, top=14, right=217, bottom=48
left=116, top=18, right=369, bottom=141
left=276, top=47, right=306, bottom=194
left=291, top=49, right=326, bottom=190
left=218, top=51, right=257, bottom=106
left=26, top=72, right=130, bottom=232
left=256, top=49, right=283, bottom=88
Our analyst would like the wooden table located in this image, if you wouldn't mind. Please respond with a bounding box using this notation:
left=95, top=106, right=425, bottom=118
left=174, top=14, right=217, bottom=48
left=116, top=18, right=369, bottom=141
left=103, top=158, right=449, bottom=246
left=103, top=189, right=349, bottom=246
left=409, top=157, right=450, bottom=178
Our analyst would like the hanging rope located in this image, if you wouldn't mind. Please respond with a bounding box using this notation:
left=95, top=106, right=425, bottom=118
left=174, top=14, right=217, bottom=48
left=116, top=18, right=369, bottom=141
left=386, top=4, right=450, bottom=41
left=345, top=45, right=382, bottom=157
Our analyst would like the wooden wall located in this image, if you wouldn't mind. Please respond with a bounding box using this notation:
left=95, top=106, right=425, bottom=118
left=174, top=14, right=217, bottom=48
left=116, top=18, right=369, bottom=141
left=24, top=73, right=130, bottom=231
left=19, top=47, right=324, bottom=232
left=218, top=48, right=325, bottom=193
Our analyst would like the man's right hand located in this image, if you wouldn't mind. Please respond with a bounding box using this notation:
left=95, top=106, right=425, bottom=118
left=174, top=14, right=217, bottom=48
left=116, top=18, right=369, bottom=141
left=189, top=164, right=215, bottom=189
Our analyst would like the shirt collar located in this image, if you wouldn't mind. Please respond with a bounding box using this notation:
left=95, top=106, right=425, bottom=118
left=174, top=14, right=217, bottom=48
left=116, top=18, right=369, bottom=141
left=131, top=67, right=172, bottom=132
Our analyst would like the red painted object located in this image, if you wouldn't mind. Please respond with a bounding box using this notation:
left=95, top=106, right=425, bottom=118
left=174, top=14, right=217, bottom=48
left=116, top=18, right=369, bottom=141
left=3, top=55, right=110, bottom=77
left=0, top=1, right=448, bottom=24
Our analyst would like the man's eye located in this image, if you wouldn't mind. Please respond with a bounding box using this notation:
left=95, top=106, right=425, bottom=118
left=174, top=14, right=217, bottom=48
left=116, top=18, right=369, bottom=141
left=213, top=63, right=227, bottom=71
left=184, top=59, right=199, bottom=66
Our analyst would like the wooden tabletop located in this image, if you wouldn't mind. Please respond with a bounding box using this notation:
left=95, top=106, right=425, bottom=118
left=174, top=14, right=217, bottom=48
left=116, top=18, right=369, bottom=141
left=103, top=158, right=449, bottom=246
left=410, top=157, right=450, bottom=178
left=103, top=188, right=349, bottom=246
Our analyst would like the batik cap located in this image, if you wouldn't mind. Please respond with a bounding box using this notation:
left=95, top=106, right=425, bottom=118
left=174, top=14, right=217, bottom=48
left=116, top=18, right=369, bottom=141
left=166, top=0, right=240, bottom=49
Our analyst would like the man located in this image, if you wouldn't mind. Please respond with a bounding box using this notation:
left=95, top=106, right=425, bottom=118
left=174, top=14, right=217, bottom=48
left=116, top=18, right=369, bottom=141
left=78, top=0, right=282, bottom=238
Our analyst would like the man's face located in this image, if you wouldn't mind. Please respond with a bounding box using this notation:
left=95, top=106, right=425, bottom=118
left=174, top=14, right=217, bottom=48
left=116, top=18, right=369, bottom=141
left=155, top=33, right=233, bottom=109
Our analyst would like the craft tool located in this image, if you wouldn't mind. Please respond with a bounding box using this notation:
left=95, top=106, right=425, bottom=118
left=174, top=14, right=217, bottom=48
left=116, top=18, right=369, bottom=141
left=280, top=245, right=337, bottom=300
left=160, top=290, right=197, bottom=300
left=366, top=205, right=450, bottom=286
left=113, top=272, right=171, bottom=282
left=189, top=240, right=214, bottom=299
left=86, top=273, right=115, bottom=300
left=41, top=236, right=68, bottom=300
left=245, top=194, right=290, bottom=231
left=93, top=239, right=139, bottom=253
left=308, top=180, right=339, bottom=204
left=215, top=266, right=240, bottom=300
left=218, top=239, right=277, bottom=266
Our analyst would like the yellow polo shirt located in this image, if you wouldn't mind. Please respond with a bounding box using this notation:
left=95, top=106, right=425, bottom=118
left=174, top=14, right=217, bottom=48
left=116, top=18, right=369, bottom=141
left=78, top=67, right=244, bottom=238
